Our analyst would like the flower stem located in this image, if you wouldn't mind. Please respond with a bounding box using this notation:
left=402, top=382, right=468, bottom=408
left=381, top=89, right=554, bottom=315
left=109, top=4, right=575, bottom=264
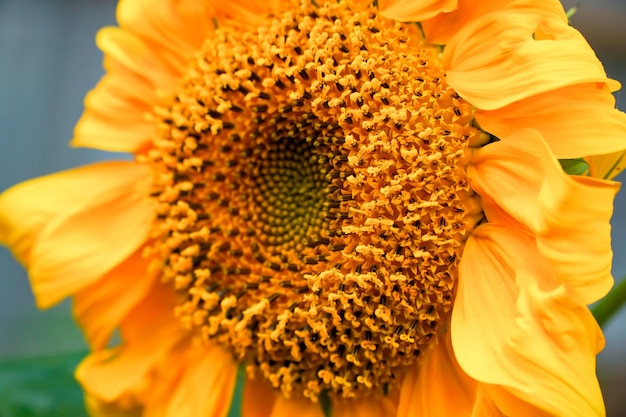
left=592, top=277, right=626, bottom=328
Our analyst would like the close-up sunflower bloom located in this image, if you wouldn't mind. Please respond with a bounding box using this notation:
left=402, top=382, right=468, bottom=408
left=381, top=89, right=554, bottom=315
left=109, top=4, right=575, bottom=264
left=1, top=0, right=626, bottom=416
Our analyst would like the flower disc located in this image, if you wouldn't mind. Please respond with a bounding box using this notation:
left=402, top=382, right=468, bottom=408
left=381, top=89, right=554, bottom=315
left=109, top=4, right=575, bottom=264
left=147, top=0, right=483, bottom=400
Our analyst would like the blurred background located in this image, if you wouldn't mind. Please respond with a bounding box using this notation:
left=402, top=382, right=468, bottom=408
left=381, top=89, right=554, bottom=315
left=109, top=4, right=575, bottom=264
left=0, top=0, right=624, bottom=415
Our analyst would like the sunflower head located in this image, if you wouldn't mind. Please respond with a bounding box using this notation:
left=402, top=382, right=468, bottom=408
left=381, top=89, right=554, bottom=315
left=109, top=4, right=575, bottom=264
left=1, top=0, right=625, bottom=416
left=145, top=0, right=484, bottom=400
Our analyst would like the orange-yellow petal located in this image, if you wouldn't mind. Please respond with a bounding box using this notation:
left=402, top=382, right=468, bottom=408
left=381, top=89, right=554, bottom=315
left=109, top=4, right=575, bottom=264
left=454, top=224, right=605, bottom=417
left=379, top=0, right=457, bottom=22
left=164, top=345, right=238, bottom=417
left=72, top=74, right=157, bottom=152
left=29, top=174, right=153, bottom=307
left=475, top=82, right=626, bottom=159
left=242, top=377, right=277, bottom=417
left=333, top=395, right=397, bottom=417
left=142, top=357, right=185, bottom=417
left=470, top=386, right=505, bottom=417
left=269, top=396, right=324, bottom=417
left=534, top=174, right=618, bottom=303
left=215, top=0, right=285, bottom=26
left=397, top=335, right=476, bottom=417
left=453, top=225, right=530, bottom=381
left=117, top=0, right=215, bottom=64
left=421, top=0, right=511, bottom=45
left=586, top=150, right=626, bottom=180
left=73, top=246, right=156, bottom=350
left=76, top=278, right=185, bottom=403
left=72, top=25, right=180, bottom=153
left=0, top=161, right=152, bottom=308
left=443, top=0, right=619, bottom=110
left=97, top=27, right=178, bottom=92
left=84, top=395, right=142, bottom=417
left=469, top=128, right=619, bottom=305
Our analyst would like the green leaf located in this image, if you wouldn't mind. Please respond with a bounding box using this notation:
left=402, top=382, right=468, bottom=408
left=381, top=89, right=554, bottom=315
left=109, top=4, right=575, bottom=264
left=592, top=277, right=626, bottom=328
left=0, top=351, right=88, bottom=417
left=559, top=158, right=589, bottom=175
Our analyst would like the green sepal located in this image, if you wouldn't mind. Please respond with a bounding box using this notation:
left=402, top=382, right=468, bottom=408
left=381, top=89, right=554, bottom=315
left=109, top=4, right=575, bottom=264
left=566, top=6, right=578, bottom=20
left=227, top=366, right=245, bottom=417
left=559, top=158, right=589, bottom=175
left=319, top=390, right=333, bottom=417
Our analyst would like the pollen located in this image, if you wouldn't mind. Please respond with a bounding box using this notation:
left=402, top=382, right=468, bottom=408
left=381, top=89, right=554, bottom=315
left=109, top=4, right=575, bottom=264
left=145, top=0, right=483, bottom=401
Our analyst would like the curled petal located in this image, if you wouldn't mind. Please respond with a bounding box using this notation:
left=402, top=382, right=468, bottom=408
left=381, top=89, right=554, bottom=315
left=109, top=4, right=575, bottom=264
left=443, top=0, right=619, bottom=110
left=469, top=129, right=618, bottom=304
left=421, top=0, right=511, bottom=44
left=454, top=224, right=605, bottom=417
left=475, top=82, right=626, bottom=159
left=586, top=150, right=626, bottom=180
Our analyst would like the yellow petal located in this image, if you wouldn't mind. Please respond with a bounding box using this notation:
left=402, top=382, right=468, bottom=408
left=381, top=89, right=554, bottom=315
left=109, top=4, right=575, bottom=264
left=164, top=345, right=238, bottom=417
left=333, top=395, right=397, bottom=417
left=535, top=174, right=618, bottom=304
left=79, top=0, right=232, bottom=153
left=242, top=377, right=277, bottom=417
left=454, top=224, right=605, bottom=417
left=142, top=357, right=184, bottom=417
left=453, top=225, right=528, bottom=378
left=586, top=149, right=626, bottom=180
left=0, top=161, right=152, bottom=308
left=72, top=25, right=178, bottom=152
left=421, top=0, right=511, bottom=44
left=397, top=334, right=476, bottom=417
left=469, top=386, right=505, bottom=417
left=270, top=396, right=324, bottom=417
left=72, top=71, right=158, bottom=152
left=117, top=0, right=215, bottom=64
left=469, top=128, right=619, bottom=305
left=84, top=395, right=142, bottom=417
left=73, top=246, right=156, bottom=350
left=379, top=0, right=457, bottom=22
left=29, top=172, right=153, bottom=308
left=217, top=0, right=285, bottom=25
left=76, top=280, right=185, bottom=403
left=476, top=82, right=626, bottom=159
left=443, top=0, right=619, bottom=110
left=97, top=27, right=178, bottom=92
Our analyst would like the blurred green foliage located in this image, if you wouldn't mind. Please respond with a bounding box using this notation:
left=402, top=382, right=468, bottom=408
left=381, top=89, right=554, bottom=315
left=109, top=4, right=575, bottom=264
left=0, top=352, right=87, bottom=417
left=0, top=351, right=246, bottom=417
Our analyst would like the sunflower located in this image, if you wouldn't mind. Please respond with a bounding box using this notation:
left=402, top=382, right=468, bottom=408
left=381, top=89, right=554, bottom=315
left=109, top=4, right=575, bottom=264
left=1, top=0, right=626, bottom=416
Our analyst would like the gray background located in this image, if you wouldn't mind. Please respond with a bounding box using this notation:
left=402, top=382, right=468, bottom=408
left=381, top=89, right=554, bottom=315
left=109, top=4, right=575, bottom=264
left=0, top=0, right=624, bottom=415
